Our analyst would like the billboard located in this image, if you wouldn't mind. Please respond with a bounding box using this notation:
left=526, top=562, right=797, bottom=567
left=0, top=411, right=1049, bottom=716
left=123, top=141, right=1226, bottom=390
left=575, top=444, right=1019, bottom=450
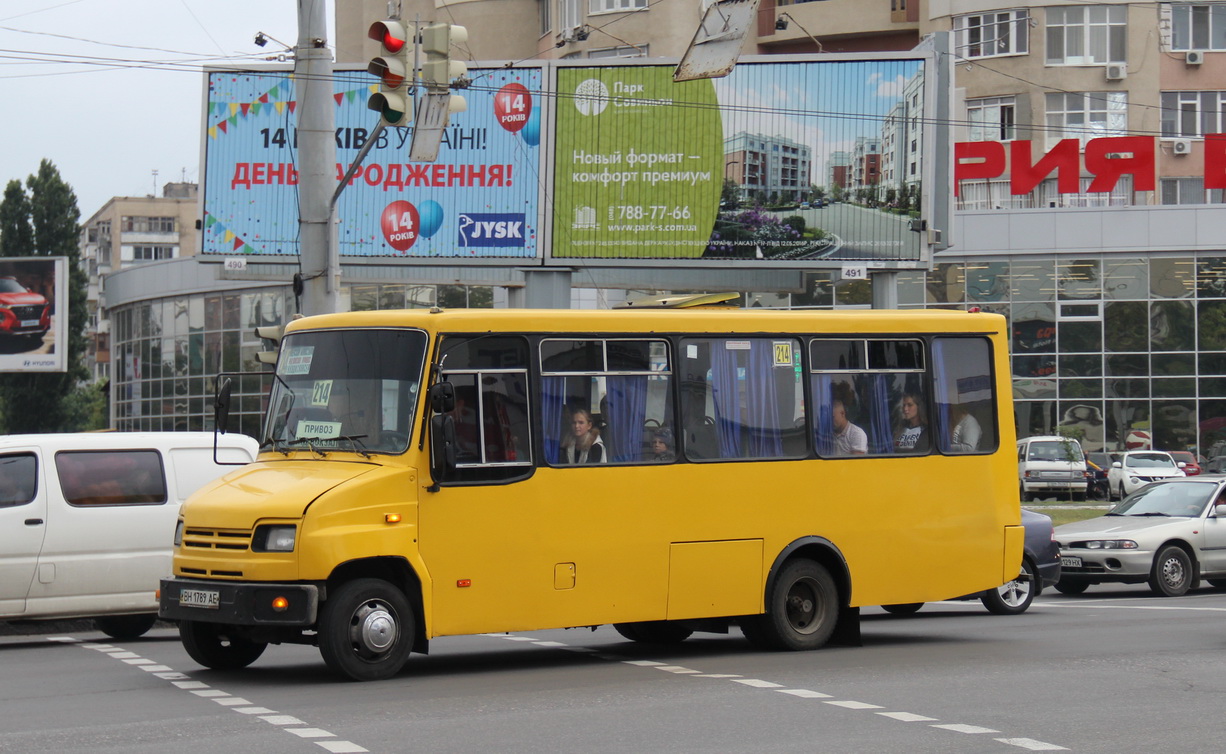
left=203, top=66, right=542, bottom=259
left=201, top=54, right=936, bottom=268
left=0, top=257, right=68, bottom=373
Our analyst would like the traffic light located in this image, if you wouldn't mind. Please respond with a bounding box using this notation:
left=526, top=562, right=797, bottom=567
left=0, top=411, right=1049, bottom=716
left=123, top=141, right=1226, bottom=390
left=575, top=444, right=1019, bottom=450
left=420, top=22, right=468, bottom=114
left=366, top=19, right=412, bottom=126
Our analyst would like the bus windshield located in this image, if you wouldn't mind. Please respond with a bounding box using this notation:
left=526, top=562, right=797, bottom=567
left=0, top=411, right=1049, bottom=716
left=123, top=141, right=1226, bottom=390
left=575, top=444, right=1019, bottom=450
left=264, top=328, right=427, bottom=455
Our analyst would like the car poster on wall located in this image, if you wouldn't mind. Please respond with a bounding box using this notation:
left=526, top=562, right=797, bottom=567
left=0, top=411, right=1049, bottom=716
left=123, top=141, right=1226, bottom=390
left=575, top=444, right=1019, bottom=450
left=0, top=256, right=67, bottom=373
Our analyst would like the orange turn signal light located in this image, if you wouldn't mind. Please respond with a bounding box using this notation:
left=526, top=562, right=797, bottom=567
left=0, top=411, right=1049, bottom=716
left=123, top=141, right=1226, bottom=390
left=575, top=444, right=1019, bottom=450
left=385, top=513, right=402, bottom=524
left=271, top=596, right=289, bottom=612
left=457, top=579, right=471, bottom=588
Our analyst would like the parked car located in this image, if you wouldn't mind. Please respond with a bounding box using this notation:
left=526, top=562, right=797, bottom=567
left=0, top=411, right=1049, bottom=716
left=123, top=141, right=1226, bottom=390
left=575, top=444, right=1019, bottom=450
left=0, top=275, right=51, bottom=341
left=0, top=432, right=258, bottom=638
left=1018, top=435, right=1089, bottom=502
left=1054, top=476, right=1226, bottom=597
left=882, top=509, right=1061, bottom=616
left=1169, top=451, right=1202, bottom=476
left=1085, top=452, right=1117, bottom=500
left=1107, top=450, right=1185, bottom=500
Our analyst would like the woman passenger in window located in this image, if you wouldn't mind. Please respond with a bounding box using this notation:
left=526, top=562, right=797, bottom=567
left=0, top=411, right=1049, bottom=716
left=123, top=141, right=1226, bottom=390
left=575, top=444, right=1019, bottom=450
left=559, top=408, right=607, bottom=464
left=894, top=391, right=930, bottom=453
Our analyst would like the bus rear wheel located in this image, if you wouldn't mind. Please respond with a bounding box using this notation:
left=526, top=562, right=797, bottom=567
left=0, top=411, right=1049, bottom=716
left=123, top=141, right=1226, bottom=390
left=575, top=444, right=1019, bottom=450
left=613, top=621, right=693, bottom=644
left=742, top=559, right=838, bottom=651
left=318, top=578, right=414, bottom=681
left=180, top=620, right=267, bottom=670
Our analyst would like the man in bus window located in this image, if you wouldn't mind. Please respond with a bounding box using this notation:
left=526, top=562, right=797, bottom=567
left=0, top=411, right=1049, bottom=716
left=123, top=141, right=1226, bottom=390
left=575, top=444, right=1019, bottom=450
left=949, top=403, right=982, bottom=452
left=832, top=399, right=867, bottom=456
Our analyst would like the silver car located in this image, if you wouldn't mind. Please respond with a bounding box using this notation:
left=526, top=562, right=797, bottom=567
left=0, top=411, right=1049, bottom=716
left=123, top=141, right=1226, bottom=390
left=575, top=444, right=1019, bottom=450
left=1054, top=476, right=1226, bottom=597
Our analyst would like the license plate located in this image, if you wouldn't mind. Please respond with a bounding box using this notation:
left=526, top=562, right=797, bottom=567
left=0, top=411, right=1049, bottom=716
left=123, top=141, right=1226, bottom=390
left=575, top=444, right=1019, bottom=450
left=1061, top=556, right=1083, bottom=568
left=19, top=319, right=39, bottom=328
left=179, top=588, right=220, bottom=609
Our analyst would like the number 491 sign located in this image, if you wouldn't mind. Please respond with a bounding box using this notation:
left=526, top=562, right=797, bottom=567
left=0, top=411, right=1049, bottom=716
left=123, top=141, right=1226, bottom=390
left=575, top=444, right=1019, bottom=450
left=841, top=265, right=868, bottom=281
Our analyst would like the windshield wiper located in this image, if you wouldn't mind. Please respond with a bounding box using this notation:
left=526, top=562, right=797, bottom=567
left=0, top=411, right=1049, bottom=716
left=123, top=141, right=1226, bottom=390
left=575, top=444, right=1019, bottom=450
left=1130, top=511, right=1170, bottom=517
left=282, top=435, right=373, bottom=459
left=284, top=437, right=329, bottom=457
left=338, top=434, right=372, bottom=458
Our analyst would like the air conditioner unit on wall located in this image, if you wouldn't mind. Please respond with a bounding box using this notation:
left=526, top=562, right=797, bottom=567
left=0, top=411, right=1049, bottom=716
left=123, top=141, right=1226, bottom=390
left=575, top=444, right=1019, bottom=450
left=1172, top=139, right=1193, bottom=155
left=1105, top=63, right=1127, bottom=81
left=1186, top=50, right=1205, bottom=65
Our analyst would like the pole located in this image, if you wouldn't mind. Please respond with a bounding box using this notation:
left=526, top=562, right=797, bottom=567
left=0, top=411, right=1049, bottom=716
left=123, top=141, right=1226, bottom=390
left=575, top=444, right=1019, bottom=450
left=296, top=0, right=339, bottom=315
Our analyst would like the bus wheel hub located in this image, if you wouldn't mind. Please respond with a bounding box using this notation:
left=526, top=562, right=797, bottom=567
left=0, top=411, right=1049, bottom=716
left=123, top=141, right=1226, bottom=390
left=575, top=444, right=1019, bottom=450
left=353, top=601, right=396, bottom=653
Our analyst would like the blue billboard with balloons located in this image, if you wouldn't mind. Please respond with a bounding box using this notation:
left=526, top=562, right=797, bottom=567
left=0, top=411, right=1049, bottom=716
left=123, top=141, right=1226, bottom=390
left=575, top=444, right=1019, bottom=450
left=202, top=66, right=541, bottom=259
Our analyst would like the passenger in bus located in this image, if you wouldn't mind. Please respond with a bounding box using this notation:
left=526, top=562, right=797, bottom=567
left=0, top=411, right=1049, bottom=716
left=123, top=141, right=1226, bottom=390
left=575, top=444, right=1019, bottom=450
left=894, top=391, right=930, bottom=453
left=831, top=399, right=868, bottom=456
left=949, top=403, right=982, bottom=452
left=649, top=427, right=676, bottom=462
left=558, top=408, right=606, bottom=464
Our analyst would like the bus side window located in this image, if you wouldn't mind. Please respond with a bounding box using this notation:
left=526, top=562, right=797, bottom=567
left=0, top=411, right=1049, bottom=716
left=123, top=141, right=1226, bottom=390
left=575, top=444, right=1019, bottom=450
left=931, top=337, right=997, bottom=454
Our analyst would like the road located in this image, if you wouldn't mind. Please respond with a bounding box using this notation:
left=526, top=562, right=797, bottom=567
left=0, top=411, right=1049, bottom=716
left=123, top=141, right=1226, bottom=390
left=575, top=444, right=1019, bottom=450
left=3, top=584, right=1224, bottom=753
left=785, top=204, right=923, bottom=261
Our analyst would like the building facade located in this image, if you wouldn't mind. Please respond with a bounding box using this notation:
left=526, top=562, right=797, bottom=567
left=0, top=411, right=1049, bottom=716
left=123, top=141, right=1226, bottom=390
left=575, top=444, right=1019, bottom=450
left=92, top=1, right=1226, bottom=459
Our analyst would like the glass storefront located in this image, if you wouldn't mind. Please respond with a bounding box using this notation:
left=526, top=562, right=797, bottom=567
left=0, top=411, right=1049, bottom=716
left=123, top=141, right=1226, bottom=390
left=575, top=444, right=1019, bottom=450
left=109, top=256, right=1226, bottom=461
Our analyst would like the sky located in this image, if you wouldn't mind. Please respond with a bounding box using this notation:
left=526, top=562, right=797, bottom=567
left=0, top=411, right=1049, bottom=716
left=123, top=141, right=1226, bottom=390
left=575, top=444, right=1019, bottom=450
left=0, top=0, right=332, bottom=218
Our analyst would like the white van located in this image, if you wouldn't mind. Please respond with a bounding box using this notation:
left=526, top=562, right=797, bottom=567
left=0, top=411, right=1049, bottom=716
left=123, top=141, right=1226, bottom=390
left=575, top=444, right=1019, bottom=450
left=1017, top=435, right=1089, bottom=502
left=0, top=432, right=257, bottom=638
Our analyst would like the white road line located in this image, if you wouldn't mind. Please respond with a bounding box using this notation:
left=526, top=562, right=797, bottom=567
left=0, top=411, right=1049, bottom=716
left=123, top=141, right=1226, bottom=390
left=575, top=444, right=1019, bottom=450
left=64, top=638, right=369, bottom=753
left=995, top=737, right=1069, bottom=751
left=287, top=728, right=335, bottom=738
left=776, top=689, right=832, bottom=699
left=733, top=679, right=784, bottom=688
left=877, top=711, right=937, bottom=722
left=1042, top=603, right=1226, bottom=612
left=824, top=700, right=884, bottom=710
left=932, top=723, right=1001, bottom=734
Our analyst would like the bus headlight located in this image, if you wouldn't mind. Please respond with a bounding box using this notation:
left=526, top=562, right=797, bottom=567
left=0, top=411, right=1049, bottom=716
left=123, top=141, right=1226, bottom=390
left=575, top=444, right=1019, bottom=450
left=253, top=524, right=297, bottom=552
left=173, top=520, right=184, bottom=546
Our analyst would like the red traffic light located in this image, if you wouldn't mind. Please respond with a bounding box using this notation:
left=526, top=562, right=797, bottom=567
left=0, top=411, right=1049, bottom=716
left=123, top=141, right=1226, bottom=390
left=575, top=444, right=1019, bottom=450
left=367, top=20, right=407, bottom=54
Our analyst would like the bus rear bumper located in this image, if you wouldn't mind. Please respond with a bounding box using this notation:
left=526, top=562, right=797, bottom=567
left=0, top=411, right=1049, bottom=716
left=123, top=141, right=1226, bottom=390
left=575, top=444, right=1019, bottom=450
left=159, top=578, right=319, bottom=626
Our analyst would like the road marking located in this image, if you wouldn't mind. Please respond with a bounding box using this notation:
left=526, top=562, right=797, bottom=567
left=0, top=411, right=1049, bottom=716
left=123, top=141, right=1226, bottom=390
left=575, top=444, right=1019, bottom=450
left=995, top=737, right=1069, bottom=751
left=932, top=723, right=1000, bottom=734
left=485, top=631, right=1068, bottom=750
left=1042, top=602, right=1226, bottom=612
left=64, top=638, right=370, bottom=753
left=877, top=711, right=937, bottom=722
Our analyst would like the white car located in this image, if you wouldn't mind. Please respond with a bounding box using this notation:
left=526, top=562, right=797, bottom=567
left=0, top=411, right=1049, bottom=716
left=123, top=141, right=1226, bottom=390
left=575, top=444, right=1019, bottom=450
left=1107, top=450, right=1185, bottom=500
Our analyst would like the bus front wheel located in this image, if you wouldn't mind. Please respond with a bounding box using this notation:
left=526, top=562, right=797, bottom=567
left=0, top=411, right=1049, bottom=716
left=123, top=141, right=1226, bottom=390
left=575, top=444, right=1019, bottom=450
left=180, top=620, right=267, bottom=670
left=742, top=559, right=838, bottom=651
left=318, top=578, right=414, bottom=681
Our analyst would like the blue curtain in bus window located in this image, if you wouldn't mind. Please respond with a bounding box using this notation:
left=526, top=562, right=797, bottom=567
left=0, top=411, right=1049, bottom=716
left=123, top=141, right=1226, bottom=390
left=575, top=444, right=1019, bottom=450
left=746, top=342, right=783, bottom=458
left=541, top=375, right=566, bottom=463
left=865, top=374, right=894, bottom=454
left=710, top=343, right=742, bottom=458
left=813, top=376, right=835, bottom=456
left=604, top=375, right=647, bottom=462
left=931, top=339, right=953, bottom=450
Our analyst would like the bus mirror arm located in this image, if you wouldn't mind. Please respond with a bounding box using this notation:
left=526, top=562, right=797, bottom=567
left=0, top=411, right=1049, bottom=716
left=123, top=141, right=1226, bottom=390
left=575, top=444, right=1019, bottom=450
left=429, top=414, right=458, bottom=488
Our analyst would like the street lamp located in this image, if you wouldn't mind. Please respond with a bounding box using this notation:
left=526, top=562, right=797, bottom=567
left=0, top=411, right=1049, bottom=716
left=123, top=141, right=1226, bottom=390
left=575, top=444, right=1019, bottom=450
left=775, top=12, right=824, bottom=53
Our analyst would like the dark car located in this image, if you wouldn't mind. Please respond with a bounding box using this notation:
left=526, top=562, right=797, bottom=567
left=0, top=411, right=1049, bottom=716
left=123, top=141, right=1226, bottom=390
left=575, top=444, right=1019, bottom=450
left=1086, top=452, right=1117, bottom=500
left=0, top=276, right=50, bottom=341
left=882, top=508, right=1061, bottom=616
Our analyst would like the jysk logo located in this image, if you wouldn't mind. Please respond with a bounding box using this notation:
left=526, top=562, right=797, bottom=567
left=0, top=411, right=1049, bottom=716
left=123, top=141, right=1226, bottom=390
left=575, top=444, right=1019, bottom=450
left=458, top=213, right=526, bottom=247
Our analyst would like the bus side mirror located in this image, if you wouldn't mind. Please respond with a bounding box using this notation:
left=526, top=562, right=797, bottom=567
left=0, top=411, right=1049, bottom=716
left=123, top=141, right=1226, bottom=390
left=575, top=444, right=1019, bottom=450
left=429, top=414, right=457, bottom=485
left=429, top=381, right=456, bottom=414
left=214, top=377, right=233, bottom=435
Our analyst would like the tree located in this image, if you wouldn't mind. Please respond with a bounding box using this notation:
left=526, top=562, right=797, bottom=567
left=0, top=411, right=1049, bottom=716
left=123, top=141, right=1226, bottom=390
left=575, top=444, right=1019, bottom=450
left=0, top=160, right=90, bottom=433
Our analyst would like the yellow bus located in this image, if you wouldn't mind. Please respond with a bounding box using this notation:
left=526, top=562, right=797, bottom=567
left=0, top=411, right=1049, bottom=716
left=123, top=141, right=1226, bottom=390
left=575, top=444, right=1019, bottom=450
left=159, top=301, right=1022, bottom=681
